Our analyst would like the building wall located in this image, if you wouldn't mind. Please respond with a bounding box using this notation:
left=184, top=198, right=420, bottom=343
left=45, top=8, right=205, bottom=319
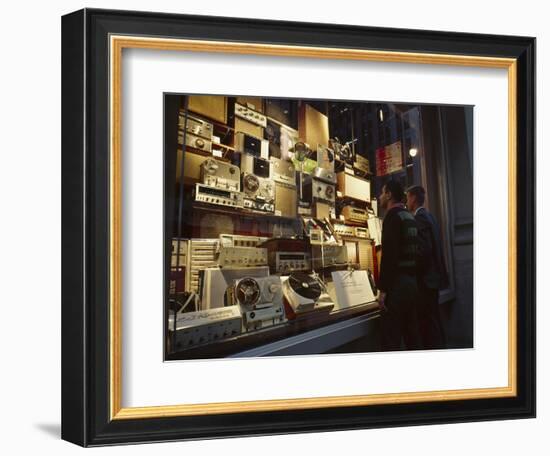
left=422, top=105, right=474, bottom=348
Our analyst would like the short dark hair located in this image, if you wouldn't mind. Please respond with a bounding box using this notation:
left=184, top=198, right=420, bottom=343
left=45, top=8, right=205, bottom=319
left=383, top=179, right=405, bottom=203
left=406, top=185, right=426, bottom=205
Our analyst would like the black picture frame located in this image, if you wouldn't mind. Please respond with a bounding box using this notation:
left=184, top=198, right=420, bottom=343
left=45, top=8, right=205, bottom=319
left=62, top=8, right=535, bottom=447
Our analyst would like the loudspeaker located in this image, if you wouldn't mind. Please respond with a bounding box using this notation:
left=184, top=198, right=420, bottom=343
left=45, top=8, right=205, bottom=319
left=298, top=104, right=329, bottom=149
left=274, top=182, right=298, bottom=218
left=235, top=117, right=263, bottom=138
left=265, top=98, right=298, bottom=129
left=175, top=150, right=211, bottom=183
left=187, top=95, right=227, bottom=124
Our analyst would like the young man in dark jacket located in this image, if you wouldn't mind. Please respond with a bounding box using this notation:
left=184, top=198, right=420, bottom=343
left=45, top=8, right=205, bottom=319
left=406, top=185, right=449, bottom=349
left=377, top=180, right=421, bottom=351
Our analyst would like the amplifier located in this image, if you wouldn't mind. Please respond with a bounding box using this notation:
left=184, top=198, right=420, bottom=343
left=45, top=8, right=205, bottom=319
left=332, top=223, right=355, bottom=237
left=219, top=234, right=268, bottom=248
left=274, top=182, right=298, bottom=218
left=195, top=183, right=244, bottom=208
left=186, top=239, right=219, bottom=294
left=336, top=172, right=371, bottom=202
left=187, top=95, right=227, bottom=124
left=298, top=104, right=329, bottom=149
left=169, top=305, right=242, bottom=350
left=200, top=266, right=270, bottom=309
left=354, top=226, right=369, bottom=238
left=341, top=205, right=368, bottom=224
left=235, top=102, right=267, bottom=128
left=217, top=246, right=268, bottom=268
left=271, top=157, right=296, bottom=186
left=200, top=158, right=240, bottom=191
left=235, top=132, right=269, bottom=159
left=271, top=251, right=311, bottom=274
left=311, top=244, right=349, bottom=270
left=178, top=112, right=213, bottom=139
left=240, top=153, right=272, bottom=179
left=332, top=224, right=370, bottom=239
left=179, top=131, right=212, bottom=154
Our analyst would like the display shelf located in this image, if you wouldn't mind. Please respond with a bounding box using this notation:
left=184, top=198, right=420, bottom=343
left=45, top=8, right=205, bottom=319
left=192, top=201, right=300, bottom=224
left=166, top=301, right=380, bottom=360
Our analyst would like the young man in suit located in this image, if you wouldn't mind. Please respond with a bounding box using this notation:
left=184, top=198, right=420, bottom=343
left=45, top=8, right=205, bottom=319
left=406, top=185, right=449, bottom=349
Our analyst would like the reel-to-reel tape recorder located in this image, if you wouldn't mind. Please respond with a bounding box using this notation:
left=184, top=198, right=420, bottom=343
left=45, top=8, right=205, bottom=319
left=226, top=276, right=287, bottom=330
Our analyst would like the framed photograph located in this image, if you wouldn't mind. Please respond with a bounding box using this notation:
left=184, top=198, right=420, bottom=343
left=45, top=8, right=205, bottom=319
left=61, top=8, right=535, bottom=446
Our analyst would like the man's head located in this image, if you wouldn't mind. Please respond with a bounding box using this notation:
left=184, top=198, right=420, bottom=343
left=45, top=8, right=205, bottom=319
left=379, top=180, right=404, bottom=209
left=406, top=185, right=426, bottom=212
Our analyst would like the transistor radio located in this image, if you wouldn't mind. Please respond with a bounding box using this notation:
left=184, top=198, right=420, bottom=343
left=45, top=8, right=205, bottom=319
left=195, top=183, right=244, bottom=208
left=235, top=132, right=269, bottom=159
left=200, top=158, right=240, bottom=191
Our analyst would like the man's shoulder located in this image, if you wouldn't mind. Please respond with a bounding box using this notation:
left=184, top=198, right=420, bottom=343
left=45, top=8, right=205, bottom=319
left=415, top=208, right=432, bottom=224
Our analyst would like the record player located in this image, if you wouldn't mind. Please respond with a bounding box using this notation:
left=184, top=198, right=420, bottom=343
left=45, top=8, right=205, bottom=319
left=282, top=273, right=335, bottom=317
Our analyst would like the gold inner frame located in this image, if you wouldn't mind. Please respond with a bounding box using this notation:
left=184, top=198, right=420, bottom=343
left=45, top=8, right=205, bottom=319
left=109, top=35, right=517, bottom=420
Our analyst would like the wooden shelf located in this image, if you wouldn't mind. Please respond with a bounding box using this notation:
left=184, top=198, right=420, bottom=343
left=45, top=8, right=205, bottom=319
left=192, top=201, right=300, bottom=224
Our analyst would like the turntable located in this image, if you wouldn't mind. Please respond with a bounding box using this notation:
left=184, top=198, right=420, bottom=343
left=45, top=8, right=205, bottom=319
left=282, top=272, right=335, bottom=317
left=282, top=272, right=322, bottom=313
